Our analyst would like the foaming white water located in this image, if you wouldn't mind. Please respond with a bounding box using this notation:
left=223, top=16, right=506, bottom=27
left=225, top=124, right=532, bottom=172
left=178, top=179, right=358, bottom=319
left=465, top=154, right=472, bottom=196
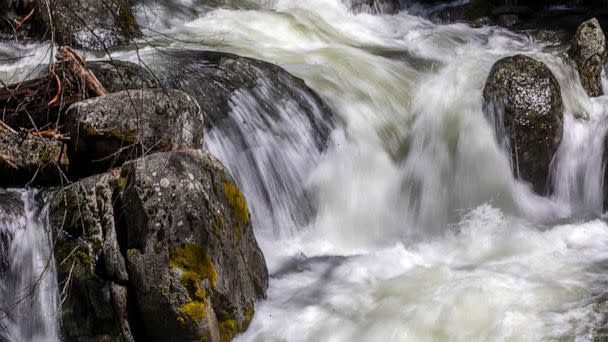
left=0, top=190, right=59, bottom=342
left=3, top=0, right=608, bottom=340
left=125, top=1, right=608, bottom=340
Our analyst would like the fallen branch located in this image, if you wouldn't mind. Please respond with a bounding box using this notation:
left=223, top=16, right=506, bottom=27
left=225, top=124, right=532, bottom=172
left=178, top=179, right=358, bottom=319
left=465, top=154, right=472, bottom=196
left=57, top=46, right=108, bottom=97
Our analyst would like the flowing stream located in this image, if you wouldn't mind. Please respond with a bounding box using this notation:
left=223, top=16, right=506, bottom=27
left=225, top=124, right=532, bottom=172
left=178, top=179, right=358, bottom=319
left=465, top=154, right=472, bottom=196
left=4, top=0, right=608, bottom=341
left=0, top=191, right=59, bottom=342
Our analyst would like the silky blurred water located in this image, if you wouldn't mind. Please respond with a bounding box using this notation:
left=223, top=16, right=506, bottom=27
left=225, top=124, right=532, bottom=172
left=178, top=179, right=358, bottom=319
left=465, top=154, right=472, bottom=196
left=3, top=0, right=608, bottom=340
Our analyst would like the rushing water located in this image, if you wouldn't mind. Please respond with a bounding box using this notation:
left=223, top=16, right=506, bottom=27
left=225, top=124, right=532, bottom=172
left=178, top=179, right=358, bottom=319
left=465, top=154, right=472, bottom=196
left=0, top=190, right=59, bottom=342
left=3, top=0, right=608, bottom=340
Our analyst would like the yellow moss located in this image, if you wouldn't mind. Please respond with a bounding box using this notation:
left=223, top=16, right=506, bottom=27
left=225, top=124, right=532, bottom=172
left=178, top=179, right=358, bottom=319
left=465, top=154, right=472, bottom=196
left=218, top=319, right=240, bottom=342
left=169, top=244, right=218, bottom=291
left=218, top=307, right=255, bottom=342
left=178, top=300, right=207, bottom=324
left=116, top=176, right=127, bottom=190
left=222, top=175, right=250, bottom=226
left=127, top=248, right=138, bottom=258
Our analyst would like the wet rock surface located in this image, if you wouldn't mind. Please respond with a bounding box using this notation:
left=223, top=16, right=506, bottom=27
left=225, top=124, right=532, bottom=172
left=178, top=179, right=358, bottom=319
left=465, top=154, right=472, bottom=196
left=483, top=54, right=564, bottom=195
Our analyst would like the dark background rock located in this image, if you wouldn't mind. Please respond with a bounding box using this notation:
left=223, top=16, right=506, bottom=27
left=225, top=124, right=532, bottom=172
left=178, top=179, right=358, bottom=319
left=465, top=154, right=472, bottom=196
left=39, top=0, right=141, bottom=50
left=122, top=150, right=268, bottom=342
left=483, top=54, right=564, bottom=195
left=65, top=89, right=203, bottom=176
left=571, top=18, right=606, bottom=97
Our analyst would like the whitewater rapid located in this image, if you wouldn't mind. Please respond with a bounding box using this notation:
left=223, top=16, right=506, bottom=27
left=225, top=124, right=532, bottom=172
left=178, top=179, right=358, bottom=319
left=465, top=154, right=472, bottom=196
left=3, top=0, right=608, bottom=340
left=141, top=2, right=608, bottom=340
left=137, top=1, right=608, bottom=340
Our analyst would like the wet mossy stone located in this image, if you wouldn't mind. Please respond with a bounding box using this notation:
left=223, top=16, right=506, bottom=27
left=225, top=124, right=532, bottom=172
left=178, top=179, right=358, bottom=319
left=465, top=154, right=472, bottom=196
left=483, top=54, right=564, bottom=195
left=122, top=150, right=268, bottom=342
left=40, top=0, right=141, bottom=50
left=571, top=18, right=606, bottom=97
left=65, top=89, right=204, bottom=175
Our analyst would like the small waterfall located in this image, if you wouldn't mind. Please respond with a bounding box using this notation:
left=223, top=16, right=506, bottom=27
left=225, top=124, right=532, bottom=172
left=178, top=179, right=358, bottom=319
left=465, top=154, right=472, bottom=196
left=0, top=190, right=59, bottom=342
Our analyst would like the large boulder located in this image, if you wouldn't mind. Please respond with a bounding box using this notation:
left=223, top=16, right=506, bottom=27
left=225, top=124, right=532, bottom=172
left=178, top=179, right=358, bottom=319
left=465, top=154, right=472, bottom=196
left=122, top=150, right=268, bottom=341
left=48, top=172, right=133, bottom=342
left=483, top=54, right=564, bottom=195
left=571, top=18, right=606, bottom=97
left=65, top=89, right=203, bottom=174
left=40, top=0, right=140, bottom=50
left=0, top=130, right=69, bottom=187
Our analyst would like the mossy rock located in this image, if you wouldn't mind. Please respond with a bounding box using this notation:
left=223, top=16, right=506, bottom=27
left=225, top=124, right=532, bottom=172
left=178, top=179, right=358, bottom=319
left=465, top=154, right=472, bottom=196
left=122, top=150, right=268, bottom=341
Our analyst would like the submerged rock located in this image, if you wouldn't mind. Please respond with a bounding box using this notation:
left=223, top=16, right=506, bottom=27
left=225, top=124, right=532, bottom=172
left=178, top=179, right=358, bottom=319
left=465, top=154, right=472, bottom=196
left=571, top=18, right=606, bottom=97
left=40, top=0, right=140, bottom=50
left=483, top=54, right=564, bottom=195
left=65, top=89, right=203, bottom=174
left=0, top=130, right=68, bottom=187
left=122, top=150, right=268, bottom=341
left=48, top=172, right=133, bottom=342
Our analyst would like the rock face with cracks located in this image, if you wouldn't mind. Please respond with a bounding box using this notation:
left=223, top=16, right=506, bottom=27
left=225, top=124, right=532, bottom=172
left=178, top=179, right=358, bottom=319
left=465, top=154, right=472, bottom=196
left=47, top=150, right=268, bottom=341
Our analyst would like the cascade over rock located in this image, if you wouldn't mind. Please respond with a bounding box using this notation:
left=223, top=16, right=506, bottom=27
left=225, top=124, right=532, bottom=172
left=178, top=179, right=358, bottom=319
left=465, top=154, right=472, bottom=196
left=483, top=54, right=564, bottom=195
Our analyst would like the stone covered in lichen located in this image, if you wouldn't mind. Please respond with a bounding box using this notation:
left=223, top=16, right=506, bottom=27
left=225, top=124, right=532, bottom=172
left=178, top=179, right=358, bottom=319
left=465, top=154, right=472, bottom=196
left=122, top=150, right=268, bottom=341
left=65, top=89, right=204, bottom=175
left=483, top=54, right=564, bottom=195
left=0, top=129, right=69, bottom=187
left=47, top=171, right=134, bottom=342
